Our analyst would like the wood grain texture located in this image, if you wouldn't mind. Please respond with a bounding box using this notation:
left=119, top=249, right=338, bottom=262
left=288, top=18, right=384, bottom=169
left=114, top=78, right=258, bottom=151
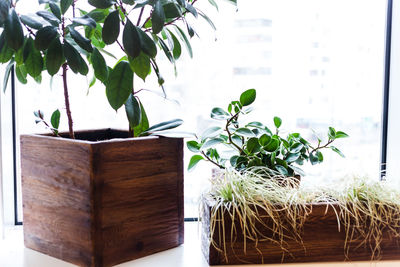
left=21, top=129, right=184, bottom=267
left=202, top=200, right=400, bottom=265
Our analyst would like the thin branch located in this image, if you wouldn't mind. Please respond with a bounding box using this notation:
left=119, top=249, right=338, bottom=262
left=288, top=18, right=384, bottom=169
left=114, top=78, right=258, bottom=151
left=116, top=40, right=125, bottom=52
left=137, top=7, right=145, bottom=26
left=201, top=151, right=225, bottom=169
left=226, top=111, right=245, bottom=154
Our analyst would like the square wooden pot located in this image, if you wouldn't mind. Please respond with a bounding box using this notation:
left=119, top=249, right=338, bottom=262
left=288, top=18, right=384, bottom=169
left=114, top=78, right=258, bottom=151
left=21, top=129, right=184, bottom=267
left=202, top=199, right=400, bottom=265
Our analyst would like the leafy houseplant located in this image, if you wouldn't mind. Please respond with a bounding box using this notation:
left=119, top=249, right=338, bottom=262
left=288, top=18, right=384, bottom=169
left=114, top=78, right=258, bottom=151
left=0, top=0, right=228, bottom=138
left=187, top=89, right=349, bottom=177
left=0, top=0, right=236, bottom=266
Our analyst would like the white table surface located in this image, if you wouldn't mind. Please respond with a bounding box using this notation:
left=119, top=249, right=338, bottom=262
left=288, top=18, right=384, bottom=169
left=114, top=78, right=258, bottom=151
left=1, top=222, right=400, bottom=267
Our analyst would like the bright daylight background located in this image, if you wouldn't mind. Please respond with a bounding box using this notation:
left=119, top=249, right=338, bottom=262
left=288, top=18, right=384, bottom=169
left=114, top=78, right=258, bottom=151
left=4, top=0, right=387, bottom=218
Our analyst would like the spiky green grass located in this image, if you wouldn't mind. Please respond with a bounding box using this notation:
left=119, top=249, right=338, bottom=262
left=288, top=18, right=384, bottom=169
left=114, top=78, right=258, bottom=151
left=202, top=168, right=400, bottom=262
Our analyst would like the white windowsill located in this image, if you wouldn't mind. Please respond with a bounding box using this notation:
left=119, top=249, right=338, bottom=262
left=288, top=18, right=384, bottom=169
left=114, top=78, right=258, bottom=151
left=0, top=222, right=399, bottom=267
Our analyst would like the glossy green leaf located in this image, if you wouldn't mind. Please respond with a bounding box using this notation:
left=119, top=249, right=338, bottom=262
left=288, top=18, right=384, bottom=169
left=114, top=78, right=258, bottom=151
left=152, top=1, right=165, bottom=34
left=239, top=89, right=256, bottom=106
left=202, top=138, right=224, bottom=150
left=273, top=116, right=282, bottom=128
left=185, top=3, right=198, bottom=18
left=201, top=126, right=222, bottom=140
left=133, top=99, right=149, bottom=137
left=61, top=0, right=73, bottom=14
left=69, top=27, right=93, bottom=53
left=207, top=0, right=219, bottom=11
left=174, top=25, right=192, bottom=58
left=187, top=141, right=201, bottom=153
left=91, top=47, right=108, bottom=83
left=20, top=15, right=44, bottom=30
left=63, top=40, right=88, bottom=75
left=137, top=27, right=157, bottom=58
left=167, top=29, right=181, bottom=60
left=50, top=109, right=60, bottom=129
left=14, top=45, right=24, bottom=65
left=72, top=15, right=96, bottom=28
left=235, top=128, right=255, bottom=137
left=129, top=52, right=150, bottom=81
left=106, top=60, right=133, bottom=111
left=15, top=64, right=27, bottom=84
left=164, top=2, right=182, bottom=19
left=198, top=11, right=216, bottom=30
left=24, top=38, right=44, bottom=78
left=46, top=37, right=64, bottom=76
left=5, top=9, right=24, bottom=51
left=2, top=59, right=14, bottom=92
left=102, top=10, right=120, bottom=45
left=290, top=143, right=303, bottom=153
left=331, top=146, right=345, bottom=157
left=49, top=3, right=61, bottom=20
left=264, top=138, right=279, bottom=152
left=143, top=119, right=183, bottom=134
left=88, top=0, right=116, bottom=9
left=211, top=107, right=229, bottom=120
left=328, top=127, right=336, bottom=139
left=309, top=152, right=319, bottom=165
left=258, top=134, right=271, bottom=146
left=158, top=38, right=174, bottom=63
left=125, top=94, right=141, bottom=128
left=36, top=11, right=60, bottom=26
left=123, top=19, right=141, bottom=59
left=335, top=131, right=349, bottom=139
left=246, top=137, right=261, bottom=154
left=286, top=152, right=300, bottom=163
left=188, top=155, right=204, bottom=171
left=275, top=165, right=288, bottom=176
left=316, top=151, right=323, bottom=162
left=0, top=0, right=10, bottom=25
left=35, top=26, right=58, bottom=51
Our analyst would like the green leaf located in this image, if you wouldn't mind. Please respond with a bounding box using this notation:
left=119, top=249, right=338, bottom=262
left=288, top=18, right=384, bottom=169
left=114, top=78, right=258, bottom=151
left=0, top=37, right=14, bottom=63
left=49, top=3, right=61, bottom=20
left=316, top=151, right=323, bottom=162
left=0, top=0, right=10, bottom=25
left=14, top=45, right=24, bottom=65
left=15, top=64, right=27, bottom=84
left=61, top=0, right=73, bottom=14
left=50, top=109, right=60, bottom=129
left=198, top=11, right=216, bottom=30
left=201, top=126, right=222, bottom=140
left=69, top=27, right=93, bottom=53
left=286, top=152, right=300, bottom=163
left=72, top=15, right=97, bottom=28
left=246, top=137, right=261, bottom=154
left=137, top=27, right=157, bottom=58
left=88, top=0, right=116, bottom=9
left=24, top=38, right=44, bottom=78
left=125, top=94, right=141, bottom=128
left=331, top=146, right=345, bottom=158
left=202, top=138, right=224, bottom=150
left=152, top=0, right=165, bottom=34
left=207, top=0, right=219, bottom=11
left=164, top=2, right=182, bottom=19
left=106, top=60, right=133, bottom=110
left=91, top=47, right=108, bottom=83
left=133, top=100, right=149, bottom=137
left=158, top=38, right=174, bottom=63
left=35, top=26, right=58, bottom=51
left=290, top=143, right=303, bottom=153
left=309, top=152, right=319, bottom=165
left=36, top=11, right=60, bottom=26
left=264, top=138, right=279, bottom=152
left=335, top=131, right=349, bottom=139
left=46, top=37, right=64, bottom=76
left=258, top=134, right=271, bottom=146
left=123, top=19, right=141, bottom=59
left=87, top=10, right=108, bottom=22
left=174, top=25, right=192, bottom=58
left=122, top=0, right=135, bottom=4
left=185, top=3, right=198, bottom=18
left=211, top=107, right=229, bottom=120
left=129, top=52, right=150, bottom=81
left=63, top=41, right=88, bottom=75
left=239, top=89, right=256, bottom=107
left=102, top=10, right=120, bottom=45
left=274, top=116, right=282, bottom=128
left=142, top=119, right=183, bottom=134
left=275, top=165, right=288, bottom=176
left=235, top=128, right=255, bottom=137
left=5, top=9, right=24, bottom=51
left=167, top=29, right=181, bottom=60
left=20, top=15, right=44, bottom=30
left=2, top=59, right=14, bottom=93
left=188, top=155, right=204, bottom=171
left=187, top=141, right=201, bottom=153
left=230, top=155, right=239, bottom=166
left=328, top=127, right=336, bottom=140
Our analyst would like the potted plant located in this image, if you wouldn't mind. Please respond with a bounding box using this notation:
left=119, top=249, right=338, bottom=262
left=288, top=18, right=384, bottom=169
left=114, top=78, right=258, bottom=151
left=187, top=90, right=400, bottom=264
left=0, top=0, right=235, bottom=266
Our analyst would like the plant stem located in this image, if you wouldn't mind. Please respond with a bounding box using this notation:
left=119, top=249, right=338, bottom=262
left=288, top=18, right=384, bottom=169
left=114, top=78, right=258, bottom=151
left=310, top=139, right=334, bottom=154
left=137, top=7, right=145, bottom=26
left=129, top=124, right=134, bottom=137
left=201, top=151, right=225, bottom=169
left=226, top=112, right=245, bottom=154
left=62, top=64, right=75, bottom=139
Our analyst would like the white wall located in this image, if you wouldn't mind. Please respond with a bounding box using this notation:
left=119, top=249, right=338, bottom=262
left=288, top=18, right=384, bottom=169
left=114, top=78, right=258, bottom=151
left=386, top=0, right=400, bottom=184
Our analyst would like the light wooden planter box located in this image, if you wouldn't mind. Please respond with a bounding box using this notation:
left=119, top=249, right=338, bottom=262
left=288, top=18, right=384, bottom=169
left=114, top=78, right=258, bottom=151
left=201, top=199, right=400, bottom=265
left=21, top=129, right=184, bottom=267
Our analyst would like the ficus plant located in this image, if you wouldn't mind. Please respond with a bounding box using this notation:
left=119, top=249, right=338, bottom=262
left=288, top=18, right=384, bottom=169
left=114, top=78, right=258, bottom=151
left=187, top=89, right=349, bottom=177
left=0, top=0, right=234, bottom=139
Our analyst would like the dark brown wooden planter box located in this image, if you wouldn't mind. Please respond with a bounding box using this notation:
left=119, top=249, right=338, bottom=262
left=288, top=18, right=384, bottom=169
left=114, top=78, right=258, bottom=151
left=202, top=199, right=400, bottom=265
left=21, top=129, right=184, bottom=267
